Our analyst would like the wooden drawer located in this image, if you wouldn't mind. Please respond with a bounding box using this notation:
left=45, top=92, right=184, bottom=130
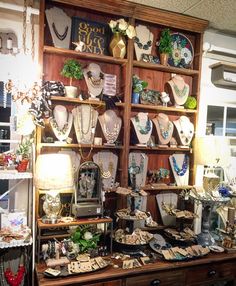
left=186, top=262, right=235, bottom=285
left=86, top=280, right=122, bottom=286
left=126, top=270, right=184, bottom=286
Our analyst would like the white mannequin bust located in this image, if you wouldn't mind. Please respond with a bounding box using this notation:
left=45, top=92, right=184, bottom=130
left=83, top=63, right=104, bottom=100
left=173, top=116, right=194, bottom=147
left=169, top=154, right=189, bottom=186
left=131, top=112, right=153, bottom=146
left=167, top=75, right=189, bottom=108
left=152, top=113, right=173, bottom=146
left=98, top=110, right=122, bottom=145
left=134, top=25, right=154, bottom=61
left=50, top=105, right=73, bottom=142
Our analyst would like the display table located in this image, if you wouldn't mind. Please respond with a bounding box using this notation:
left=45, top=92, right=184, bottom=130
left=36, top=252, right=236, bottom=286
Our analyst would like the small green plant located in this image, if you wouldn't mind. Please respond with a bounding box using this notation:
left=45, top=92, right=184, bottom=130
left=132, top=75, right=148, bottom=93
left=158, top=28, right=173, bottom=55
left=61, top=59, right=83, bottom=86
left=71, top=225, right=101, bottom=253
left=16, top=138, right=32, bottom=159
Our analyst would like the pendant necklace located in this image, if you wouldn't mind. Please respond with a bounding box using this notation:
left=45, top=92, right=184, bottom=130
left=52, top=22, right=68, bottom=41
left=179, top=118, right=193, bottom=144
left=134, top=115, right=151, bottom=135
left=172, top=154, right=189, bottom=176
left=87, top=71, right=104, bottom=88
left=158, top=120, right=172, bottom=140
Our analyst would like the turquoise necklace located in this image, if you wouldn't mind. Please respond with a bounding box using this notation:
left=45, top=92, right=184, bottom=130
left=159, top=121, right=172, bottom=140
left=172, top=154, right=189, bottom=176
left=134, top=115, right=151, bottom=135
left=172, top=81, right=188, bottom=97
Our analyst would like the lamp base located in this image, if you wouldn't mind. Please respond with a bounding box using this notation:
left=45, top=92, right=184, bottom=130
left=197, top=231, right=215, bottom=247
left=42, top=215, right=61, bottom=224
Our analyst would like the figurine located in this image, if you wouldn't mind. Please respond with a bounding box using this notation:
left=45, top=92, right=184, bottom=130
left=160, top=91, right=170, bottom=107
left=72, top=41, right=85, bottom=52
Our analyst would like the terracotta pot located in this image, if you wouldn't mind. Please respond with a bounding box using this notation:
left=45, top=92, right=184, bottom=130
left=109, top=32, right=126, bottom=59
left=160, top=53, right=169, bottom=66
left=16, top=159, right=29, bottom=172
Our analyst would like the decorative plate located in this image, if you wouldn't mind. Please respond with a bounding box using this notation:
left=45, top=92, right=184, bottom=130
left=168, top=33, right=194, bottom=68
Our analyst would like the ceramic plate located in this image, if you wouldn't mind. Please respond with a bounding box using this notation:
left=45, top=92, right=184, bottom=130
left=209, top=245, right=225, bottom=253
left=168, top=33, right=194, bottom=68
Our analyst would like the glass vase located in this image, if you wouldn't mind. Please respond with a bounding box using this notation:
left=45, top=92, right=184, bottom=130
left=109, top=32, right=126, bottom=59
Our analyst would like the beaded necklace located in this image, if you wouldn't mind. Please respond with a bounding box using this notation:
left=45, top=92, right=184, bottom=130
left=134, top=36, right=152, bottom=50
left=172, top=82, right=188, bottom=97
left=158, top=121, right=172, bottom=139
left=3, top=255, right=25, bottom=286
left=134, top=115, right=151, bottom=135
left=87, top=71, right=104, bottom=88
left=172, top=154, right=189, bottom=176
left=103, top=112, right=120, bottom=144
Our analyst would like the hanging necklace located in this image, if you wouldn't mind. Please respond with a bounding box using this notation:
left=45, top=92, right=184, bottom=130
left=134, top=36, right=152, bottom=50
left=172, top=154, right=189, bottom=176
left=98, top=152, right=114, bottom=179
left=158, top=120, right=172, bottom=140
left=52, top=22, right=68, bottom=41
left=4, top=254, right=25, bottom=286
left=87, top=71, right=104, bottom=88
left=134, top=115, right=151, bottom=135
left=80, top=105, right=93, bottom=135
left=171, top=78, right=189, bottom=98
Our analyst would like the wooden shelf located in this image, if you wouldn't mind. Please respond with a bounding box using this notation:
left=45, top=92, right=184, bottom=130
left=142, top=185, right=193, bottom=191
left=133, top=60, right=200, bottom=76
left=38, top=143, right=123, bottom=149
left=44, top=46, right=128, bottom=65
left=131, top=104, right=197, bottom=114
left=129, top=146, right=192, bottom=152
left=0, top=171, right=33, bottom=180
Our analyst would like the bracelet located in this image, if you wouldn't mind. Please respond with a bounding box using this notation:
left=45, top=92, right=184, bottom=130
left=60, top=216, right=74, bottom=223
left=47, top=241, right=52, bottom=257
left=51, top=241, right=56, bottom=258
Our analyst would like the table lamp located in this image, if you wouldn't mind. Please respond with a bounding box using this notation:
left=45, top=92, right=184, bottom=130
left=35, top=153, right=74, bottom=223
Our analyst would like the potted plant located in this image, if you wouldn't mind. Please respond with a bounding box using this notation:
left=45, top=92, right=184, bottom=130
left=132, top=75, right=148, bottom=103
left=158, top=28, right=173, bottom=66
left=16, top=138, right=32, bottom=172
left=61, top=59, right=83, bottom=98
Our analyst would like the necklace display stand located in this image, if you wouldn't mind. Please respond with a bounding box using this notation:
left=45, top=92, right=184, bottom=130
left=134, top=25, right=153, bottom=61
left=128, top=152, right=148, bottom=187
left=131, top=112, right=153, bottom=146
left=50, top=105, right=73, bottom=142
left=72, top=104, right=98, bottom=144
left=173, top=116, right=194, bottom=148
left=167, top=75, right=189, bottom=108
left=83, top=63, right=104, bottom=100
left=93, top=151, right=118, bottom=190
left=169, top=154, right=189, bottom=186
left=45, top=7, right=71, bottom=49
left=152, top=113, right=173, bottom=147
left=98, top=110, right=122, bottom=146
left=156, top=192, right=178, bottom=226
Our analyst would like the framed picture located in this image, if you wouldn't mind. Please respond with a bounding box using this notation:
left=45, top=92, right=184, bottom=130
left=71, top=17, right=109, bottom=55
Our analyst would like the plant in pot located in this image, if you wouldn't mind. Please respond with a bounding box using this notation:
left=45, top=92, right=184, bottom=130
left=61, top=59, right=83, bottom=98
left=16, top=138, right=32, bottom=172
left=132, top=74, right=148, bottom=104
left=157, top=28, right=173, bottom=66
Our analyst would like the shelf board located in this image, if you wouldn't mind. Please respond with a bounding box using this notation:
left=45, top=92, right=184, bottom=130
left=44, top=46, right=128, bottom=65
left=129, top=146, right=192, bottom=152
left=0, top=171, right=33, bottom=180
left=142, top=185, right=193, bottom=191
left=50, top=96, right=125, bottom=108
left=37, top=217, right=112, bottom=229
left=133, top=60, right=199, bottom=76
left=131, top=104, right=197, bottom=114
left=39, top=143, right=123, bottom=149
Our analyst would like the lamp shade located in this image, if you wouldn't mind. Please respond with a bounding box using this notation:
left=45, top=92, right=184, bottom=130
left=35, top=153, right=74, bottom=190
left=194, top=136, right=230, bottom=167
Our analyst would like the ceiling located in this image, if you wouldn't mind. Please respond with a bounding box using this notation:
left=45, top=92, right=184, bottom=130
left=129, top=0, right=236, bottom=36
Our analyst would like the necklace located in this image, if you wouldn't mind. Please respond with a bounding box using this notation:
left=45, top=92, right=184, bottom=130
left=134, top=36, right=152, bottom=50
left=52, top=22, right=68, bottom=41
left=98, top=153, right=114, bottom=179
left=171, top=79, right=189, bottom=98
left=134, top=115, right=151, bottom=135
left=87, top=71, right=104, bottom=88
left=172, top=154, right=189, bottom=176
left=50, top=117, right=69, bottom=136
left=80, top=105, right=93, bottom=135
left=158, top=120, right=172, bottom=140
left=179, top=117, right=193, bottom=144
left=103, top=112, right=120, bottom=144
left=4, top=254, right=25, bottom=286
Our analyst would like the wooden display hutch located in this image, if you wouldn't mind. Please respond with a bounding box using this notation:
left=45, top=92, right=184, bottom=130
left=35, top=0, right=236, bottom=285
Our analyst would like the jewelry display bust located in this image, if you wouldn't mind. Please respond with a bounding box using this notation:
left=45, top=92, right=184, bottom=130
left=83, top=63, right=104, bottom=100
left=173, top=116, right=194, bottom=147
left=72, top=104, right=98, bottom=144
left=152, top=113, right=174, bottom=147
left=134, top=25, right=154, bottom=61
left=169, top=154, right=189, bottom=186
left=93, top=151, right=118, bottom=190
left=131, top=112, right=153, bottom=146
left=98, top=110, right=122, bottom=145
left=49, top=105, right=73, bottom=142
left=167, top=75, right=189, bottom=108
left=129, top=152, right=148, bottom=187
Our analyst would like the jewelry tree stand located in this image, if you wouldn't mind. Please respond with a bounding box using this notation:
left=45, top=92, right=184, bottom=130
left=167, top=75, right=189, bottom=108
left=173, top=116, right=194, bottom=148
left=152, top=113, right=174, bottom=147
left=128, top=152, right=148, bottom=188
left=131, top=112, right=153, bottom=146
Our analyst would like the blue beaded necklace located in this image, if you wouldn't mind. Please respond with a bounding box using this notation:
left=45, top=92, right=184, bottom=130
left=159, top=121, right=172, bottom=140
left=134, top=115, right=151, bottom=135
left=172, top=154, right=189, bottom=176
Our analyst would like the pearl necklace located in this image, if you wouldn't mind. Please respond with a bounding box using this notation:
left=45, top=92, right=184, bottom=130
left=172, top=154, right=188, bottom=176
left=134, top=115, right=151, bottom=135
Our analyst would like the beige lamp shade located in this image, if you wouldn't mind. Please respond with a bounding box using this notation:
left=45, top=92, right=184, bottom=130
left=35, top=153, right=74, bottom=190
left=194, top=136, right=230, bottom=167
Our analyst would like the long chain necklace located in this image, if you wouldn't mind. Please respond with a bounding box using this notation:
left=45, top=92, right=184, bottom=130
left=52, top=22, right=68, bottom=41
left=134, top=115, right=151, bottom=135
left=171, top=79, right=189, bottom=98
left=98, top=152, right=114, bottom=179
left=134, top=36, right=152, bottom=50
left=80, top=105, right=93, bottom=136
left=172, top=154, right=189, bottom=176
left=158, top=121, right=172, bottom=140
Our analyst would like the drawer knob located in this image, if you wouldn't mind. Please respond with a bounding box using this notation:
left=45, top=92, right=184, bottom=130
left=151, top=279, right=161, bottom=286
left=208, top=270, right=216, bottom=277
